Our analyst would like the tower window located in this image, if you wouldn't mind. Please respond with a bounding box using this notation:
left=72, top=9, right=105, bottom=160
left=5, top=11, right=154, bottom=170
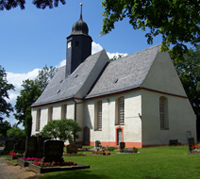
left=75, top=41, right=79, bottom=47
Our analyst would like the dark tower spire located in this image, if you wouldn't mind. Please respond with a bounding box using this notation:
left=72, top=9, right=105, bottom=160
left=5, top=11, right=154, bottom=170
left=66, top=3, right=93, bottom=77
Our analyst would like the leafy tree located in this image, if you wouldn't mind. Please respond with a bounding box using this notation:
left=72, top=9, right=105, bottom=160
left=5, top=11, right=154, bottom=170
left=110, top=54, right=123, bottom=61
left=0, top=65, right=15, bottom=123
left=172, top=45, right=200, bottom=140
left=7, top=126, right=26, bottom=140
left=0, top=120, right=11, bottom=137
left=0, top=0, right=66, bottom=10
left=101, top=0, right=200, bottom=56
left=35, top=65, right=57, bottom=91
left=40, top=119, right=82, bottom=143
left=14, top=65, right=56, bottom=136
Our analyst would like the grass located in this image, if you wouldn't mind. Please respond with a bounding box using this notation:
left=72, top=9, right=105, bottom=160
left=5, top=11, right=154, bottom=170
left=39, top=145, right=200, bottom=179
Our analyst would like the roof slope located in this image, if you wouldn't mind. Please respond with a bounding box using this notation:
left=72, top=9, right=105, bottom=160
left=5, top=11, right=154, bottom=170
left=32, top=50, right=108, bottom=107
left=86, top=44, right=161, bottom=98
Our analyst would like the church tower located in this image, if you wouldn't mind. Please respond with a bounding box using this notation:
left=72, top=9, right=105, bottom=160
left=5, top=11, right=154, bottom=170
left=66, top=3, right=93, bottom=77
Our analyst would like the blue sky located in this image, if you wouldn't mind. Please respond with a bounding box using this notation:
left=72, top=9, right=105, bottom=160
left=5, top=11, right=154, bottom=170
left=1, top=0, right=162, bottom=126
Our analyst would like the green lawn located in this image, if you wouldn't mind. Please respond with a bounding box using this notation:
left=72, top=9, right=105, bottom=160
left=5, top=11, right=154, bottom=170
left=40, top=145, right=200, bottom=179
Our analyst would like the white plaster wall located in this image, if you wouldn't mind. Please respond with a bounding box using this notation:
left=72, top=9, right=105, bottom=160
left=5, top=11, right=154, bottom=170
left=66, top=100, right=75, bottom=119
left=84, top=90, right=142, bottom=143
left=31, top=108, right=37, bottom=135
left=31, top=99, right=76, bottom=136
left=142, top=89, right=196, bottom=145
left=124, top=91, right=142, bottom=143
left=142, top=52, right=187, bottom=97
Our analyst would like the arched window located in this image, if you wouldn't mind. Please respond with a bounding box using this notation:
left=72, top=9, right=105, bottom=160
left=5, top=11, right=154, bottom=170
left=116, top=97, right=124, bottom=125
left=96, top=101, right=102, bottom=130
left=159, top=97, right=169, bottom=129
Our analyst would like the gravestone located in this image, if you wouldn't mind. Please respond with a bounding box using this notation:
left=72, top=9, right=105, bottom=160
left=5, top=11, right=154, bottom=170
left=188, top=137, right=195, bottom=152
left=120, top=142, right=125, bottom=150
left=42, top=140, right=64, bottom=163
left=24, top=136, right=37, bottom=158
left=73, top=142, right=83, bottom=149
left=3, top=140, right=16, bottom=153
left=94, top=140, right=101, bottom=149
left=35, top=136, right=50, bottom=158
left=13, top=138, right=26, bottom=154
left=66, top=144, right=78, bottom=154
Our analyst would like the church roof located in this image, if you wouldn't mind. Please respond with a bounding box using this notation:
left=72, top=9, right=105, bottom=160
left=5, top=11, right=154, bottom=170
left=32, top=50, right=108, bottom=107
left=32, top=44, right=161, bottom=107
left=86, top=44, right=161, bottom=98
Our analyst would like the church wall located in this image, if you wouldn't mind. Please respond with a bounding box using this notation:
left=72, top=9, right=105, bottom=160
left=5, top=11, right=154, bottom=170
left=141, top=89, right=196, bottom=146
left=84, top=90, right=142, bottom=148
left=141, top=52, right=187, bottom=97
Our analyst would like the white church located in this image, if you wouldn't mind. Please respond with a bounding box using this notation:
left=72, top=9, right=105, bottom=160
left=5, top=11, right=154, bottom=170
left=31, top=5, right=196, bottom=148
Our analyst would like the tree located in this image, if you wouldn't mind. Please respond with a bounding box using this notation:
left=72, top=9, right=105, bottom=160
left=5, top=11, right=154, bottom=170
left=14, top=65, right=56, bottom=136
left=110, top=54, right=123, bottom=61
left=0, top=65, right=15, bottom=123
left=172, top=45, right=200, bottom=140
left=0, top=120, right=11, bottom=137
left=39, top=119, right=82, bottom=143
left=101, top=0, right=200, bottom=56
left=7, top=126, right=26, bottom=140
left=0, top=0, right=66, bottom=10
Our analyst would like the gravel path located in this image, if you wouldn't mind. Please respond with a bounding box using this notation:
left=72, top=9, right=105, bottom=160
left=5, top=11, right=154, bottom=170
left=0, top=157, right=41, bottom=179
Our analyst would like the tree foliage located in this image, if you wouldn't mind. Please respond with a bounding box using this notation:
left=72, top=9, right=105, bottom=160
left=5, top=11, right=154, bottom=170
left=101, top=0, right=200, bottom=56
left=0, top=0, right=66, bottom=10
left=0, top=120, right=11, bottom=137
left=172, top=45, right=200, bottom=116
left=14, top=65, right=56, bottom=136
left=7, top=126, right=26, bottom=140
left=39, top=119, right=82, bottom=143
left=172, top=45, right=200, bottom=139
left=0, top=65, right=15, bottom=122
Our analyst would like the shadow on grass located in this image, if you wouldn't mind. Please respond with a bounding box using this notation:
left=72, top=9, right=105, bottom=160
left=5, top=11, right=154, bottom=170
left=144, top=176, right=162, bottom=179
left=40, top=169, right=109, bottom=179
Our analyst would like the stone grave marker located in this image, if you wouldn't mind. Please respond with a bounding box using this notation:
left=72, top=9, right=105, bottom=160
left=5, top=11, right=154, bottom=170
left=94, top=140, right=100, bottom=149
left=120, top=142, right=125, bottom=150
left=3, top=140, right=16, bottom=153
left=13, top=138, right=26, bottom=154
left=42, top=140, right=64, bottom=163
left=24, top=136, right=37, bottom=158
left=35, top=136, right=50, bottom=158
left=66, top=144, right=78, bottom=154
left=73, top=142, right=83, bottom=149
left=188, top=137, right=195, bottom=152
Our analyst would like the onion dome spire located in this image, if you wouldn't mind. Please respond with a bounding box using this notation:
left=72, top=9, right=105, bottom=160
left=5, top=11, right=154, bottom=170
left=71, top=3, right=89, bottom=36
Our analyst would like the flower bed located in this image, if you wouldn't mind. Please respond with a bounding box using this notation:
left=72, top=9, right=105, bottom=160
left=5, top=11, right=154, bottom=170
left=7, top=152, right=22, bottom=160
left=29, top=161, right=90, bottom=173
left=17, top=158, right=32, bottom=167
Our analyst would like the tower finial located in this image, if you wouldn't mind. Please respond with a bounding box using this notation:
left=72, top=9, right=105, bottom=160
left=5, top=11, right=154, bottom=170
left=80, top=3, right=83, bottom=20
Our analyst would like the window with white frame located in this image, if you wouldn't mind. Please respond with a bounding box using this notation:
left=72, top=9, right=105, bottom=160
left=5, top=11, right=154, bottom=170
left=159, top=96, right=169, bottom=129
left=116, top=97, right=124, bottom=125
left=97, top=100, right=102, bottom=130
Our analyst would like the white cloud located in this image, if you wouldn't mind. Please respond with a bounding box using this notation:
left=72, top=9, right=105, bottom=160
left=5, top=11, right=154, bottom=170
left=107, top=52, right=128, bottom=59
left=92, top=42, right=103, bottom=54
left=57, top=59, right=66, bottom=68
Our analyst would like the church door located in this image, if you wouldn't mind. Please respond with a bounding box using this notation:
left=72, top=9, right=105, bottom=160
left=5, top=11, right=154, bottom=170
left=117, top=129, right=122, bottom=145
left=83, top=126, right=90, bottom=145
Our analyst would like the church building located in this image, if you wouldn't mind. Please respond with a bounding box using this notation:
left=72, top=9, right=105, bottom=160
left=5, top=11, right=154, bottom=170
left=31, top=4, right=196, bottom=148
